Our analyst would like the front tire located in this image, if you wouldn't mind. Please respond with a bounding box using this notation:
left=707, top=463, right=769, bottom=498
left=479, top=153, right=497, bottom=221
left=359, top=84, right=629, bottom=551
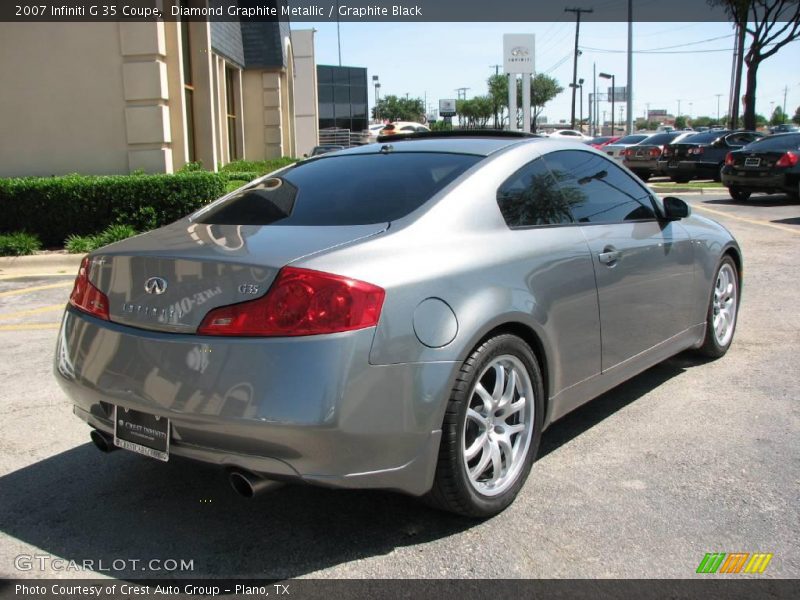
left=697, top=256, right=739, bottom=358
left=425, top=334, right=544, bottom=518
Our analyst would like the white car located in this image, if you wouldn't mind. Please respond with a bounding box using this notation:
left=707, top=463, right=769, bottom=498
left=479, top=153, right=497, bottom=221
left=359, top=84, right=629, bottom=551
left=378, top=122, right=431, bottom=137
left=547, top=129, right=592, bottom=141
left=603, top=134, right=651, bottom=162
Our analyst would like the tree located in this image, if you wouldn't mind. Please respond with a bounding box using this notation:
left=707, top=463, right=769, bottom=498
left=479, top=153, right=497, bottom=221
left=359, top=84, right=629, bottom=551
left=769, top=105, right=787, bottom=125
left=794, top=106, right=800, bottom=125
left=371, top=95, right=424, bottom=122
left=486, top=74, right=564, bottom=132
left=709, top=1, right=800, bottom=131
left=675, top=116, right=688, bottom=129
left=456, top=96, right=494, bottom=128
left=487, top=74, right=507, bottom=128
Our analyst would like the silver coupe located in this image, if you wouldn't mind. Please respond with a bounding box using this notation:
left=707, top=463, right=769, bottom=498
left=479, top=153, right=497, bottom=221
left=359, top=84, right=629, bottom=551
left=55, top=133, right=741, bottom=517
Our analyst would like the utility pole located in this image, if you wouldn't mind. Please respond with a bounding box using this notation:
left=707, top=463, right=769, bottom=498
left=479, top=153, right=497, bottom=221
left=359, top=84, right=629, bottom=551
left=592, top=62, right=597, bottom=135
left=490, top=64, right=502, bottom=76
left=335, top=1, right=342, bottom=66
left=783, top=85, right=789, bottom=123
left=715, top=94, right=723, bottom=124
left=677, top=99, right=682, bottom=119
left=565, top=7, right=593, bottom=129
left=455, top=87, right=470, bottom=100
left=626, top=0, right=633, bottom=134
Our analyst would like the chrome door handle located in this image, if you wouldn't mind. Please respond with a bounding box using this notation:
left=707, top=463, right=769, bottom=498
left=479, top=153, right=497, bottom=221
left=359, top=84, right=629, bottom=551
left=598, top=250, right=621, bottom=265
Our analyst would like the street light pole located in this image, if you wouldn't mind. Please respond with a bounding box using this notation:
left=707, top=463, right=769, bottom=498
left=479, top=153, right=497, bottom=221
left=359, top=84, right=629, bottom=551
left=599, top=72, right=614, bottom=135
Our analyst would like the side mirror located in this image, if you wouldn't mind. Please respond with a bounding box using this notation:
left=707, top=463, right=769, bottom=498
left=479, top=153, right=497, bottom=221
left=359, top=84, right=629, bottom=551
left=662, top=196, right=691, bottom=220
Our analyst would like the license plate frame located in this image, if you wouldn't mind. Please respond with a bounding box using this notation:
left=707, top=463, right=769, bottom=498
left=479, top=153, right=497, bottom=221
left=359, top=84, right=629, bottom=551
left=114, top=406, right=170, bottom=461
left=744, top=157, right=761, bottom=167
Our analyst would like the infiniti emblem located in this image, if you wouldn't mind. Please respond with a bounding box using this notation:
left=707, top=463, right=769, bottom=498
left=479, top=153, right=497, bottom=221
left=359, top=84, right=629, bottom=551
left=144, top=277, right=168, bottom=295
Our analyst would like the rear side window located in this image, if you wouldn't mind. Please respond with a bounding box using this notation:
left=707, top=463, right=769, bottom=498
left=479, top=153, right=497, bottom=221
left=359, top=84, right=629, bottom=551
left=497, top=158, right=573, bottom=227
left=196, top=152, right=481, bottom=226
left=615, top=134, right=648, bottom=145
left=543, top=150, right=656, bottom=224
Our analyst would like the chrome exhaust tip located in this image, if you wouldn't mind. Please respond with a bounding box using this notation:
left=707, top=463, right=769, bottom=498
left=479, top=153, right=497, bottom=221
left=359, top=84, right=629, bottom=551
left=90, top=429, right=117, bottom=453
left=228, top=470, right=283, bottom=498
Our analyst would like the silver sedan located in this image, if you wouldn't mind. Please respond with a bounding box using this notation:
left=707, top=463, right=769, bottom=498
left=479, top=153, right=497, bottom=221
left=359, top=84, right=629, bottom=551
left=55, top=133, right=741, bottom=517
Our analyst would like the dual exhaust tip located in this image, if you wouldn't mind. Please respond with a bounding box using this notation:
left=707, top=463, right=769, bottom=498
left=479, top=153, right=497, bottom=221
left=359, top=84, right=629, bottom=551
left=90, top=429, right=282, bottom=498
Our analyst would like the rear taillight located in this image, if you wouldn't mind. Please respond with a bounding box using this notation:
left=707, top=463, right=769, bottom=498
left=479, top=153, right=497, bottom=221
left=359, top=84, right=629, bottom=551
left=662, top=147, right=672, bottom=157
left=623, top=148, right=632, bottom=157
left=198, top=267, right=385, bottom=337
left=775, top=151, right=799, bottom=168
left=725, top=152, right=735, bottom=166
left=649, top=147, right=662, bottom=158
left=69, top=256, right=109, bottom=320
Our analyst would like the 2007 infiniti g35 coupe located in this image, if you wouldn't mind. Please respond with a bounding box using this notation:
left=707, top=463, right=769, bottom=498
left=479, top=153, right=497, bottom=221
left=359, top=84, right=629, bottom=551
left=55, top=132, right=741, bottom=517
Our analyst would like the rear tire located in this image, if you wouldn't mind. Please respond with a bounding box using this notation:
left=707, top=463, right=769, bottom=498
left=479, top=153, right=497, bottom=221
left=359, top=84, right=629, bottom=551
left=696, top=256, right=739, bottom=359
left=633, top=170, right=651, bottom=182
left=728, top=187, right=751, bottom=202
left=671, top=176, right=691, bottom=184
left=425, top=334, right=544, bottom=518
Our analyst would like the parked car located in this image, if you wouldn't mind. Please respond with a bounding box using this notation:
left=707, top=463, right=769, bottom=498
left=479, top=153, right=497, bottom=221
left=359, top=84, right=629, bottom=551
left=622, top=131, right=695, bottom=181
left=378, top=121, right=430, bottom=136
left=585, top=135, right=620, bottom=149
left=721, top=132, right=800, bottom=201
left=769, top=124, right=800, bottom=135
left=547, top=129, right=592, bottom=141
left=367, top=124, right=387, bottom=139
left=56, top=133, right=741, bottom=517
left=602, top=134, right=650, bottom=162
left=304, top=145, right=344, bottom=158
left=658, top=130, right=763, bottom=183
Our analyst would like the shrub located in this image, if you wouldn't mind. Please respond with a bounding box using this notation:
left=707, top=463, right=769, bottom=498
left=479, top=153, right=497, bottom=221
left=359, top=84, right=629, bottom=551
left=65, top=224, right=138, bottom=254
left=0, top=232, right=42, bottom=256
left=0, top=171, right=225, bottom=247
left=64, top=234, right=97, bottom=254
left=220, top=158, right=297, bottom=176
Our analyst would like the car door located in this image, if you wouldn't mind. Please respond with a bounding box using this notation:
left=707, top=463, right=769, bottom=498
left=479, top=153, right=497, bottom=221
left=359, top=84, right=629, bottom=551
left=543, top=150, right=695, bottom=371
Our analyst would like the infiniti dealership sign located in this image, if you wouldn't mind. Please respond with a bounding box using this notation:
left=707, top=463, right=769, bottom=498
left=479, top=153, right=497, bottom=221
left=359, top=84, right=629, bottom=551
left=503, top=33, right=535, bottom=74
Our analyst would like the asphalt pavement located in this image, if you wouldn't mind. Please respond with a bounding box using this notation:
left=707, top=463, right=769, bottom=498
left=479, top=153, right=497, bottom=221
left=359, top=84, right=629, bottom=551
left=0, top=193, right=797, bottom=580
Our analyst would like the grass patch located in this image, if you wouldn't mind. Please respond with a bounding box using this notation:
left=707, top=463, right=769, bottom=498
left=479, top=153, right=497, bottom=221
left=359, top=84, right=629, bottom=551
left=0, top=232, right=42, bottom=256
left=653, top=181, right=724, bottom=188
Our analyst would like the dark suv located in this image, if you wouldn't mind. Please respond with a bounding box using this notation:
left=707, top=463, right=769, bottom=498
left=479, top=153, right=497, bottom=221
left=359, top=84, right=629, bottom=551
left=658, top=130, right=763, bottom=183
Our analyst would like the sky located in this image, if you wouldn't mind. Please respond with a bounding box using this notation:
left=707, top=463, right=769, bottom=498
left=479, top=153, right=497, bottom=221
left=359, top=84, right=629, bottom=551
left=295, top=21, right=800, bottom=124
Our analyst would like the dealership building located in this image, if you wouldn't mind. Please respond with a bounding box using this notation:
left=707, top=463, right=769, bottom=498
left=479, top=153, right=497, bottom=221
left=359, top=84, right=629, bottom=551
left=0, top=14, right=319, bottom=177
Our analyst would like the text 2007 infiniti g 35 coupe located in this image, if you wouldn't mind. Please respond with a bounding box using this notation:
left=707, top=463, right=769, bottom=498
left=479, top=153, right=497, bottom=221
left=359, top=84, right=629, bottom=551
left=55, top=132, right=741, bottom=517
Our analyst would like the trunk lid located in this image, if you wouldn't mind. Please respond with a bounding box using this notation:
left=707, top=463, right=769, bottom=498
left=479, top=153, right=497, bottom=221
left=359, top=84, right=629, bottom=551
left=87, top=219, right=388, bottom=333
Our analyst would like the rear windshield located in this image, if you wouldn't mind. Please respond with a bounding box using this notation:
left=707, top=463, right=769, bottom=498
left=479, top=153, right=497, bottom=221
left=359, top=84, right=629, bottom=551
left=616, top=135, right=648, bottom=145
left=681, top=131, right=730, bottom=144
left=742, top=133, right=800, bottom=151
left=640, top=132, right=682, bottom=145
left=195, top=152, right=482, bottom=226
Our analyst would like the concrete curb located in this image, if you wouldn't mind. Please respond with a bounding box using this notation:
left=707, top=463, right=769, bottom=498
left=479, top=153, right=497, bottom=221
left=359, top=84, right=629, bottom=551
left=0, top=253, right=85, bottom=279
left=651, top=186, right=725, bottom=195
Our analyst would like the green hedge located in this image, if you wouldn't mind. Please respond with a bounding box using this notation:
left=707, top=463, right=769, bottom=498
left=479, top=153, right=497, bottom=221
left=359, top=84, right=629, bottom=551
left=0, top=172, right=226, bottom=247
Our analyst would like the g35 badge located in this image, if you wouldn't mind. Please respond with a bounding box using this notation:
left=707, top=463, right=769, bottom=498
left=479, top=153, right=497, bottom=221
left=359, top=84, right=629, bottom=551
left=238, top=284, right=260, bottom=295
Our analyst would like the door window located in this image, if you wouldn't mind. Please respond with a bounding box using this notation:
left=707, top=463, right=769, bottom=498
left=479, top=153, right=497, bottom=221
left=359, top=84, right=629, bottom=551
left=543, top=150, right=656, bottom=224
left=496, top=158, right=574, bottom=227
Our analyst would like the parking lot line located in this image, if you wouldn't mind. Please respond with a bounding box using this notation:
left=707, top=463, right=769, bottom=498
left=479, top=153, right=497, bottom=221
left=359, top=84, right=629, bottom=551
left=0, top=282, right=73, bottom=298
left=0, top=323, right=60, bottom=331
left=0, top=304, right=64, bottom=320
left=691, top=203, right=800, bottom=235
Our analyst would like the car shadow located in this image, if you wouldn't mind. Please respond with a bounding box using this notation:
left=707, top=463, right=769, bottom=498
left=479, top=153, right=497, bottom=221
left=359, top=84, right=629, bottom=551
left=539, top=355, right=689, bottom=458
left=0, top=355, right=695, bottom=580
left=703, top=194, right=798, bottom=207
left=772, top=217, right=800, bottom=226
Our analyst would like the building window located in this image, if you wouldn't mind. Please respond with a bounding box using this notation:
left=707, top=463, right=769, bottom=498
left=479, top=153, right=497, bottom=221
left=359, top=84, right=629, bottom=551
left=225, top=66, right=239, bottom=161
left=180, top=13, right=196, bottom=163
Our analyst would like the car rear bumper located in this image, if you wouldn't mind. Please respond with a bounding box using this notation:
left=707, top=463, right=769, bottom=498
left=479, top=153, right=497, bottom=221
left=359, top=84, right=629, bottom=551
left=55, top=307, right=456, bottom=496
left=720, top=168, right=797, bottom=193
left=623, top=159, right=659, bottom=172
